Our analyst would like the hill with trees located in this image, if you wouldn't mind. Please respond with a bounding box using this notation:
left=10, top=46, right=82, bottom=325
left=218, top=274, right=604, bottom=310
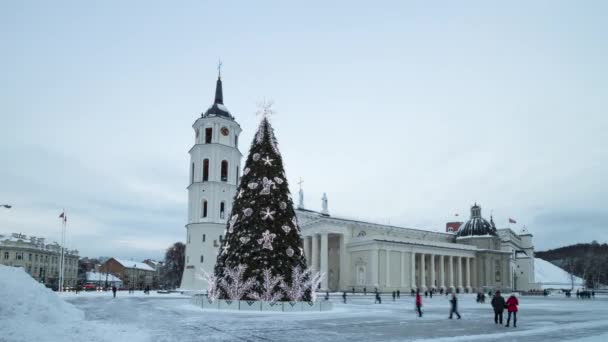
left=536, top=241, right=608, bottom=288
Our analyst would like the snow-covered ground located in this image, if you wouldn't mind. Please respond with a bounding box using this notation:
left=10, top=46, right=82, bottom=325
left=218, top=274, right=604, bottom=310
left=3, top=265, right=608, bottom=341
left=58, top=291, right=608, bottom=342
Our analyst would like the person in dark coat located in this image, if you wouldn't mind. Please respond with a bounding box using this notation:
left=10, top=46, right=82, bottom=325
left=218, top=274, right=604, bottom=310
left=392, top=291, right=396, bottom=301
left=325, top=292, right=330, bottom=301
left=430, top=289, right=433, bottom=299
left=363, top=287, right=367, bottom=296
left=415, top=290, right=423, bottom=317
left=491, top=291, right=506, bottom=324
left=352, top=287, right=355, bottom=294
left=342, top=291, right=347, bottom=304
left=505, top=294, right=519, bottom=327
left=449, top=293, right=461, bottom=319
left=112, top=286, right=117, bottom=298
left=397, top=290, right=400, bottom=298
left=375, top=292, right=382, bottom=304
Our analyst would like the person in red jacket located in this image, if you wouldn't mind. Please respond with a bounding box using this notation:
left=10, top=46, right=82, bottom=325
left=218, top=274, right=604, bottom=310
left=415, top=290, right=423, bottom=317
left=505, top=294, right=519, bottom=327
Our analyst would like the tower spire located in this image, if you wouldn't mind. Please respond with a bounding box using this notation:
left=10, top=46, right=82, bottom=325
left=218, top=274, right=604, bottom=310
left=214, top=60, right=223, bottom=104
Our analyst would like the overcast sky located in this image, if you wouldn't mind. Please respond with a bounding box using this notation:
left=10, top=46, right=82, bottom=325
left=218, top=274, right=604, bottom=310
left=1, top=1, right=607, bottom=261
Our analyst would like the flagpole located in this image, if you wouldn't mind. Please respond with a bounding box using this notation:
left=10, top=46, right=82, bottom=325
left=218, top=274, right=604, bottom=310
left=59, top=209, right=66, bottom=292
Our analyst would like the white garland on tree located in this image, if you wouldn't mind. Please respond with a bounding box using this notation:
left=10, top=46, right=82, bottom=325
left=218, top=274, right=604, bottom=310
left=219, top=264, right=256, bottom=301
left=279, top=266, right=309, bottom=301
left=248, top=268, right=284, bottom=303
left=306, top=271, right=325, bottom=302
left=198, top=268, right=220, bottom=302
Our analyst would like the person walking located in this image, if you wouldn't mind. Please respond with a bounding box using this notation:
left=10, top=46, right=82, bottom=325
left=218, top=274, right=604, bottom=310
left=505, top=294, right=519, bottom=327
left=397, top=290, right=400, bottom=299
left=415, top=290, right=423, bottom=317
left=112, top=286, right=117, bottom=298
left=325, top=292, right=330, bottom=301
left=375, top=292, right=382, bottom=304
left=392, top=291, right=396, bottom=301
left=363, top=287, right=367, bottom=296
left=342, top=291, right=347, bottom=304
left=491, top=291, right=506, bottom=324
left=449, top=293, right=461, bottom=319
left=430, top=289, right=433, bottom=299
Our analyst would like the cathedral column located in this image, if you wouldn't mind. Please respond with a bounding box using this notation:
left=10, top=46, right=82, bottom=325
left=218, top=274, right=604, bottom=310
left=400, top=252, right=406, bottom=287
left=430, top=254, right=436, bottom=289
left=339, top=234, right=348, bottom=290
left=420, top=253, right=426, bottom=291
left=385, top=249, right=391, bottom=288
left=439, top=255, right=445, bottom=290
left=466, top=257, right=472, bottom=291
left=457, top=256, right=463, bottom=291
left=448, top=255, right=454, bottom=290
left=370, top=248, right=379, bottom=287
left=303, top=236, right=311, bottom=267
left=311, top=234, right=319, bottom=272
left=411, top=251, right=416, bottom=290
left=320, top=233, right=329, bottom=290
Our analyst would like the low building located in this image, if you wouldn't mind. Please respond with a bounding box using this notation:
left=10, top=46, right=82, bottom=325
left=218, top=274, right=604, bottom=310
left=100, top=258, right=156, bottom=289
left=0, top=232, right=79, bottom=288
left=85, top=271, right=123, bottom=288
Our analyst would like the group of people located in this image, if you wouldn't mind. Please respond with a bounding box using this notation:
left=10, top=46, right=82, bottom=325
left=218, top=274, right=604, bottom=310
left=491, top=291, right=519, bottom=327
left=341, top=287, right=521, bottom=327
left=576, top=289, right=595, bottom=299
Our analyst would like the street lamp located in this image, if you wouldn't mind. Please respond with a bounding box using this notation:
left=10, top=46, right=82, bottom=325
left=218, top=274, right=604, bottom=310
left=1, top=204, right=11, bottom=209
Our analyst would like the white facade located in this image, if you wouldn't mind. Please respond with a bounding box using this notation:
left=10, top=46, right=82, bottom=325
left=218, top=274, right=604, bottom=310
left=297, top=196, right=536, bottom=293
left=180, top=77, right=242, bottom=290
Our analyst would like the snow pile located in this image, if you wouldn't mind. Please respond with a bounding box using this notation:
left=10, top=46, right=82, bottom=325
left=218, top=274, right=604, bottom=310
left=535, top=258, right=584, bottom=288
left=0, top=265, right=84, bottom=325
left=0, top=265, right=147, bottom=342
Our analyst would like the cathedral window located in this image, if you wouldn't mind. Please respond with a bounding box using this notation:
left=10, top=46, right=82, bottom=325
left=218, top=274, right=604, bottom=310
left=191, top=163, right=195, bottom=184
left=4, top=251, right=8, bottom=259
left=205, top=128, right=212, bottom=144
left=202, top=234, right=206, bottom=242
left=188, top=234, right=191, bottom=244
left=200, top=255, right=204, bottom=263
left=203, top=159, right=209, bottom=182
left=235, top=135, right=238, bottom=147
left=202, top=200, right=208, bottom=218
left=221, top=160, right=228, bottom=182
left=220, top=202, right=225, bottom=219
left=219, top=235, right=223, bottom=242
left=236, top=166, right=239, bottom=184
left=186, top=256, right=190, bottom=263
left=195, top=128, right=199, bottom=139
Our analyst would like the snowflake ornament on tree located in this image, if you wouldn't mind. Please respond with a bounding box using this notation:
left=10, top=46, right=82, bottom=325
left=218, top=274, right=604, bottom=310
left=262, top=156, right=274, bottom=166
left=261, top=207, right=276, bottom=220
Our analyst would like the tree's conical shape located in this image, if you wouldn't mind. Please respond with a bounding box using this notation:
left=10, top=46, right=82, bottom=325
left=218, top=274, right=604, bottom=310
left=214, top=117, right=309, bottom=300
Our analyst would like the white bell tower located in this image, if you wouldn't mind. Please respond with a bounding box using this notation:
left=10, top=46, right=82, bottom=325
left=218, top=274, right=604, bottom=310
left=180, top=70, right=242, bottom=290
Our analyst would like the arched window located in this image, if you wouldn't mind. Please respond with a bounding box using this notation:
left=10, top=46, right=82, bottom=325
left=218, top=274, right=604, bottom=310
left=235, top=135, right=238, bottom=147
left=220, top=202, right=225, bottom=219
left=202, top=234, right=206, bottom=242
left=236, top=166, right=240, bottom=184
left=202, top=159, right=209, bottom=182
left=200, top=255, right=204, bottom=263
left=201, top=200, right=208, bottom=218
left=191, top=163, right=195, bottom=184
left=221, top=160, right=228, bottom=182
left=205, top=127, right=212, bottom=144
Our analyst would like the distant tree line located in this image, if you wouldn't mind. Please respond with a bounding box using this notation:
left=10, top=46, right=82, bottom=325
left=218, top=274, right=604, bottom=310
left=536, top=241, right=608, bottom=288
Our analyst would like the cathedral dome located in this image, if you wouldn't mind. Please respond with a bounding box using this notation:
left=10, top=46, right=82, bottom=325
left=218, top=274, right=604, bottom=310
left=456, top=203, right=497, bottom=237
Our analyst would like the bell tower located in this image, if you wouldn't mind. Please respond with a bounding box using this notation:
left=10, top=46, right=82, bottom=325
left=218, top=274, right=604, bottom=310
left=180, top=69, right=242, bottom=290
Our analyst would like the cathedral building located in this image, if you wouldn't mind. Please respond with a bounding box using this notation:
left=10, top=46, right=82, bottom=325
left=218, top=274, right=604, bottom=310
left=180, top=74, right=537, bottom=293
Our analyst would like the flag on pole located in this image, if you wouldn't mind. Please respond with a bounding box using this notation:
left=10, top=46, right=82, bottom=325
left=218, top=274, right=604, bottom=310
left=59, top=212, right=67, bottom=223
left=508, top=218, right=517, bottom=224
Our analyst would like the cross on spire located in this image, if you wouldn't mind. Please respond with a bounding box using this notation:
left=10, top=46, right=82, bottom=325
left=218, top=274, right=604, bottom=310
left=217, top=59, right=223, bottom=78
left=297, top=177, right=304, bottom=191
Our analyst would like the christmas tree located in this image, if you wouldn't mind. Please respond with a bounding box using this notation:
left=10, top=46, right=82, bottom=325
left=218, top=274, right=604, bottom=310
left=213, top=106, right=312, bottom=302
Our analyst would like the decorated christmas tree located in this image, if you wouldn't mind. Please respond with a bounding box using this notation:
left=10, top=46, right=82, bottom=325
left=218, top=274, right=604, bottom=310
left=213, top=105, right=316, bottom=302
